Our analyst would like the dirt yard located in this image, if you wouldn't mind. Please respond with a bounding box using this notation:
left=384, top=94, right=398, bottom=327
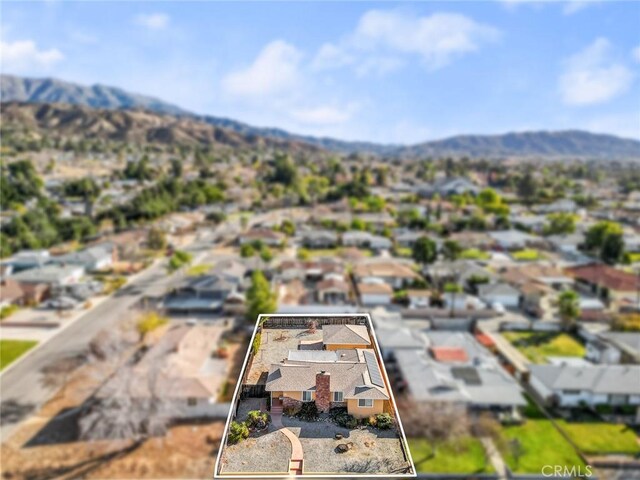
left=218, top=428, right=292, bottom=474
left=245, top=327, right=323, bottom=384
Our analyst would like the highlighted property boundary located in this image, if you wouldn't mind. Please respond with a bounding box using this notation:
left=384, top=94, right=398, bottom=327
left=214, top=313, right=416, bottom=478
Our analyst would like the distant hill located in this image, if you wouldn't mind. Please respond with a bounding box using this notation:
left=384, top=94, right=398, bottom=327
left=393, top=130, right=640, bottom=160
left=2, top=74, right=639, bottom=159
left=0, top=101, right=323, bottom=155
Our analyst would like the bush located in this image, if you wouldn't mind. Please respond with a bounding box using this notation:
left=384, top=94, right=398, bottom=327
left=251, top=332, right=262, bottom=356
left=283, top=405, right=300, bottom=416
left=228, top=421, right=249, bottom=444
left=333, top=411, right=358, bottom=429
left=296, top=402, right=319, bottom=421
left=136, top=312, right=168, bottom=337
left=246, top=410, right=270, bottom=429
left=375, top=413, right=394, bottom=429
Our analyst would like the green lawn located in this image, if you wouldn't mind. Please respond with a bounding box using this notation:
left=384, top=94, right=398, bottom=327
left=503, top=332, right=585, bottom=363
left=558, top=420, right=640, bottom=455
left=511, top=249, right=544, bottom=261
left=627, top=252, right=640, bottom=263
left=186, top=263, right=213, bottom=276
left=460, top=248, right=490, bottom=260
left=499, top=419, right=585, bottom=473
left=0, top=340, right=38, bottom=371
left=408, top=437, right=494, bottom=474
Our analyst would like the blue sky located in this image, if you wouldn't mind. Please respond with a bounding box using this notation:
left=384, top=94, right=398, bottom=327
left=2, top=1, right=639, bottom=143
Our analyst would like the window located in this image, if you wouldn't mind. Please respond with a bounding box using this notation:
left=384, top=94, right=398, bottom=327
left=358, top=399, right=373, bottom=408
left=562, top=390, right=581, bottom=395
left=187, top=397, right=197, bottom=406
left=302, top=391, right=313, bottom=402
left=333, top=391, right=344, bottom=402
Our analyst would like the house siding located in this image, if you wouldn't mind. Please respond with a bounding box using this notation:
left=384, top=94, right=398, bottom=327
left=346, top=399, right=385, bottom=418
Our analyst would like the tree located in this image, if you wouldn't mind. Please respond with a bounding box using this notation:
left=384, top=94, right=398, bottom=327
left=517, top=170, right=538, bottom=206
left=558, top=289, right=580, bottom=330
left=544, top=213, right=576, bottom=236
left=147, top=227, right=167, bottom=251
left=246, top=270, right=277, bottom=322
left=167, top=250, right=193, bottom=273
left=269, top=153, right=297, bottom=186
left=279, top=219, right=296, bottom=236
left=398, top=400, right=469, bottom=458
left=412, top=236, right=437, bottom=267
left=601, top=231, right=625, bottom=265
left=170, top=158, right=183, bottom=178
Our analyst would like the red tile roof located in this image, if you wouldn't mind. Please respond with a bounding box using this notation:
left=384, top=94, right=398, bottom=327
left=475, top=333, right=495, bottom=348
left=565, top=263, right=639, bottom=292
left=430, top=346, right=469, bottom=363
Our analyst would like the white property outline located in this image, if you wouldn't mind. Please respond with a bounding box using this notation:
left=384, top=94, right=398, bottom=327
left=214, top=313, right=417, bottom=478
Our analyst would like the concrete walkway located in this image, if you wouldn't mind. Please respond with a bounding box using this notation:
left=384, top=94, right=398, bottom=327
left=271, top=411, right=304, bottom=475
left=480, top=436, right=507, bottom=480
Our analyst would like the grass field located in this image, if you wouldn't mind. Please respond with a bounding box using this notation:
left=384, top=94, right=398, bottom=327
left=460, top=248, right=490, bottom=260
left=511, top=249, right=544, bottom=261
left=557, top=421, right=640, bottom=455
left=0, top=340, right=38, bottom=371
left=186, top=263, right=213, bottom=276
left=502, top=331, right=585, bottom=363
left=408, top=437, right=494, bottom=474
left=499, top=419, right=585, bottom=473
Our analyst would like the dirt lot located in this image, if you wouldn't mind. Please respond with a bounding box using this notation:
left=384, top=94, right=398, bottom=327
left=245, top=327, right=323, bottom=384
left=282, top=416, right=410, bottom=474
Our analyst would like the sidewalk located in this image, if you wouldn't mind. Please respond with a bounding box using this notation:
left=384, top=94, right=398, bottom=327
left=480, top=436, right=507, bottom=480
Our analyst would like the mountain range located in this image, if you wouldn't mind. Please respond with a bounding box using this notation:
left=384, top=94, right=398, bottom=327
left=2, top=74, right=639, bottom=160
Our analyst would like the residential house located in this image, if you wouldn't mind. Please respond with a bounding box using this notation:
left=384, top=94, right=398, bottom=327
left=393, top=331, right=526, bottom=410
left=393, top=229, right=424, bottom=249
left=4, top=250, right=50, bottom=273
left=238, top=228, right=284, bottom=247
left=50, top=245, right=114, bottom=272
left=300, top=230, right=338, bottom=249
left=478, top=283, right=521, bottom=309
left=565, top=263, right=640, bottom=310
left=535, top=199, right=578, bottom=214
left=342, top=231, right=392, bottom=251
left=352, top=260, right=420, bottom=289
left=529, top=363, right=640, bottom=408
left=316, top=274, right=351, bottom=305
left=357, top=280, right=393, bottom=306
left=0, top=277, right=49, bottom=307
left=509, top=214, right=547, bottom=234
left=94, top=324, right=226, bottom=419
left=586, top=332, right=640, bottom=365
left=417, top=177, right=479, bottom=198
left=12, top=264, right=85, bottom=288
left=266, top=324, right=390, bottom=418
left=489, top=230, right=544, bottom=250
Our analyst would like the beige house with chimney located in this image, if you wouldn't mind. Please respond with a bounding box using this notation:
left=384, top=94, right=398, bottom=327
left=265, top=324, right=390, bottom=418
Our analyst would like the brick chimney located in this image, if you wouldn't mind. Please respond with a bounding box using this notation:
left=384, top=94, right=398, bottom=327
left=315, top=371, right=331, bottom=413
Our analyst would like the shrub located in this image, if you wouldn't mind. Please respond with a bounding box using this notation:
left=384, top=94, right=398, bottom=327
left=283, top=405, right=300, bottom=416
left=375, top=413, right=394, bottom=429
left=228, top=421, right=249, bottom=444
left=251, top=332, right=262, bottom=356
left=296, top=402, right=319, bottom=421
left=246, top=410, right=270, bottom=429
left=136, top=312, right=168, bottom=337
left=365, top=415, right=377, bottom=427
left=334, top=411, right=358, bottom=429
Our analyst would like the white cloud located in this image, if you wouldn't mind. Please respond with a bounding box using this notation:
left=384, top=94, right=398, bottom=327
left=134, top=13, right=170, bottom=30
left=558, top=38, right=633, bottom=106
left=222, top=40, right=303, bottom=97
left=291, top=102, right=359, bottom=126
left=632, top=45, right=640, bottom=63
left=563, top=1, right=598, bottom=15
left=312, top=10, right=500, bottom=73
left=0, top=39, right=63, bottom=73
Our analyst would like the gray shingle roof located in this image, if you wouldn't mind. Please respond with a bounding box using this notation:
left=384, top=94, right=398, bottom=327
left=529, top=364, right=640, bottom=395
left=322, top=324, right=371, bottom=346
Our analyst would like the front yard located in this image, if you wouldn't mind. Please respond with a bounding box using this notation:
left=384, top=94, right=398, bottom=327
left=557, top=420, right=640, bottom=455
left=502, top=331, right=585, bottom=363
left=0, top=339, right=38, bottom=370
left=408, top=437, right=494, bottom=474
left=282, top=415, right=410, bottom=474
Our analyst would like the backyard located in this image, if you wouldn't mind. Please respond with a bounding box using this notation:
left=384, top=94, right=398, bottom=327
left=408, top=437, right=494, bottom=474
left=511, top=249, right=544, bottom=262
left=557, top=420, right=640, bottom=455
left=0, top=339, right=38, bottom=370
left=502, top=331, right=585, bottom=363
left=498, top=419, right=586, bottom=473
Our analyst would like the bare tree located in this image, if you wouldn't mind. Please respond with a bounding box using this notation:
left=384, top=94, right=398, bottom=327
left=78, top=332, right=180, bottom=443
left=398, top=399, right=469, bottom=458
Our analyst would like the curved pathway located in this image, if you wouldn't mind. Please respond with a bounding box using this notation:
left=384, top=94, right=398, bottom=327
left=271, top=410, right=304, bottom=475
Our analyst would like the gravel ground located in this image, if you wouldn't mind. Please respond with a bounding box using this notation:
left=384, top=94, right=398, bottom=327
left=246, top=328, right=323, bottom=383
left=282, top=416, right=410, bottom=474
left=219, top=428, right=292, bottom=474
left=236, top=398, right=267, bottom=420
